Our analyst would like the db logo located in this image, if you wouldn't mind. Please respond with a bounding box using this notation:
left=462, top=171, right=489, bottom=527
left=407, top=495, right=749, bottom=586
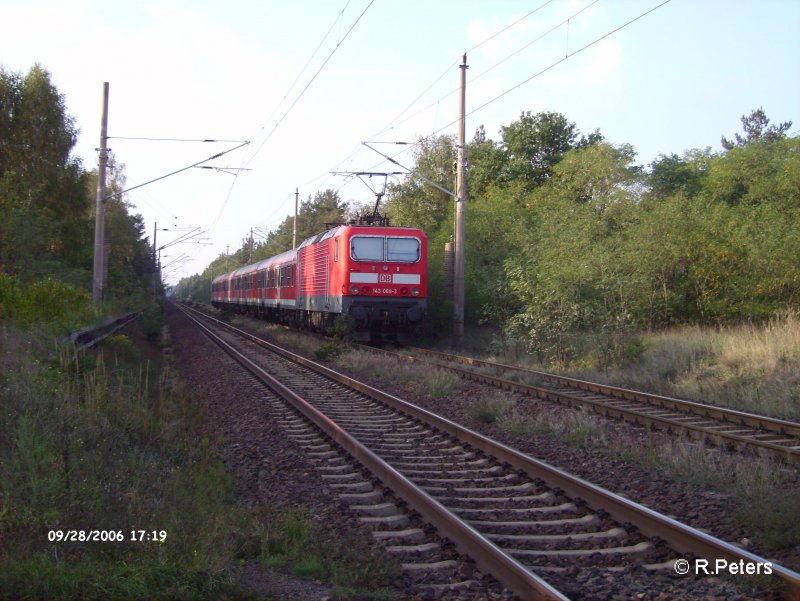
left=379, top=274, right=392, bottom=283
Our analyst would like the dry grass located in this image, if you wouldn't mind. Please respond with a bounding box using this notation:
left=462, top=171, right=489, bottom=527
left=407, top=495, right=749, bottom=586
left=334, top=350, right=461, bottom=398
left=630, top=437, right=800, bottom=552
left=496, top=406, right=608, bottom=449
left=570, top=311, right=800, bottom=420
left=471, top=393, right=514, bottom=424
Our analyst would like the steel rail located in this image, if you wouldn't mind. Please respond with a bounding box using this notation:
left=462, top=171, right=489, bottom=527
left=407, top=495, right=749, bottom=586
left=63, top=311, right=140, bottom=351
left=374, top=346, right=800, bottom=465
left=180, top=304, right=800, bottom=596
left=178, top=305, right=567, bottom=601
left=405, top=346, right=800, bottom=438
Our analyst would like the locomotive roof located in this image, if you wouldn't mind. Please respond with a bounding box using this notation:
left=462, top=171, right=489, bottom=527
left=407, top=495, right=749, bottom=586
left=298, top=224, right=426, bottom=249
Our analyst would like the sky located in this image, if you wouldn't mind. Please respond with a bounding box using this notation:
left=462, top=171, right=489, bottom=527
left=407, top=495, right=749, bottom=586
left=3, top=0, right=799, bottom=285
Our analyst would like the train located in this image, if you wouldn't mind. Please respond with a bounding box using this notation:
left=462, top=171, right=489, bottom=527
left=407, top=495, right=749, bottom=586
left=211, top=220, right=427, bottom=341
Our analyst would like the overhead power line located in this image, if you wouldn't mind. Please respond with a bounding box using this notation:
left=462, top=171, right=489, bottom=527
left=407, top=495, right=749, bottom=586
left=108, top=136, right=248, bottom=143
left=366, top=0, right=674, bottom=175
left=244, top=0, right=375, bottom=168
left=250, top=0, right=354, bottom=144
left=206, top=0, right=374, bottom=244
left=103, top=141, right=249, bottom=202
left=376, top=0, right=601, bottom=139
left=315, top=0, right=591, bottom=194
left=457, top=0, right=674, bottom=130
left=370, top=0, right=558, bottom=141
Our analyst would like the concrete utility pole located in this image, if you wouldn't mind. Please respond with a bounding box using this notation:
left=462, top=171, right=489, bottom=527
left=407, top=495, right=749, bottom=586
left=453, top=55, right=468, bottom=341
left=293, top=187, right=299, bottom=248
left=92, top=82, right=109, bottom=305
left=152, top=222, right=158, bottom=303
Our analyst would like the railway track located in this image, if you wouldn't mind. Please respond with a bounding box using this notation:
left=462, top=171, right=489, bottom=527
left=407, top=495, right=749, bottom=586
left=177, top=304, right=800, bottom=600
left=364, top=345, right=800, bottom=465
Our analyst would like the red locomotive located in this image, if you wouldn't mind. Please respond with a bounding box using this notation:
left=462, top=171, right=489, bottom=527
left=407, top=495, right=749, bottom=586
left=211, top=222, right=427, bottom=340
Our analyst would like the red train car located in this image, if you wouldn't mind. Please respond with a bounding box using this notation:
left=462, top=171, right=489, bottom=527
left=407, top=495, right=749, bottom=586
left=211, top=223, right=426, bottom=340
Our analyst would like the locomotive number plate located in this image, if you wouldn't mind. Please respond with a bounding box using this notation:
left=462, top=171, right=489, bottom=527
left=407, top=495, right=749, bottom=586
left=373, top=288, right=397, bottom=294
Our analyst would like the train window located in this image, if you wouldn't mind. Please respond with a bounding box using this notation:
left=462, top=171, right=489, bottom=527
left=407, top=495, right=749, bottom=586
left=387, top=237, right=420, bottom=262
left=279, top=265, right=293, bottom=287
left=334, top=238, right=339, bottom=262
left=351, top=236, right=384, bottom=261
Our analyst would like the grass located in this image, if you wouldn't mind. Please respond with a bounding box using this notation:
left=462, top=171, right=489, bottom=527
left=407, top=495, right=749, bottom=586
left=564, top=311, right=800, bottom=420
left=0, top=317, right=255, bottom=599
left=333, top=349, right=462, bottom=398
left=627, top=437, right=800, bottom=552
left=260, top=508, right=400, bottom=594
left=471, top=393, right=514, bottom=424
left=495, top=404, right=608, bottom=449
left=1, top=307, right=403, bottom=600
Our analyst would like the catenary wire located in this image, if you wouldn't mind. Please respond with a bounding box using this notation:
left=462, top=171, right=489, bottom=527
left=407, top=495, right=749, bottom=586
left=207, top=0, right=374, bottom=244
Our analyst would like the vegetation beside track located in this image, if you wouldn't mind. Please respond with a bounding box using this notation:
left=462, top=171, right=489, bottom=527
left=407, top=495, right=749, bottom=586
left=0, top=314, right=249, bottom=599
left=568, top=310, right=800, bottom=421
left=1, top=303, right=404, bottom=600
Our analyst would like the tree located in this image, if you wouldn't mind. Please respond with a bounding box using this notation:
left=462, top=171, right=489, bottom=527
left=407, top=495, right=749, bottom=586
left=466, top=125, right=505, bottom=200
left=721, top=107, right=792, bottom=150
left=0, top=64, right=89, bottom=276
left=384, top=135, right=456, bottom=235
left=498, top=111, right=579, bottom=192
left=504, top=142, right=644, bottom=363
left=251, top=188, right=349, bottom=260
left=648, top=150, right=709, bottom=200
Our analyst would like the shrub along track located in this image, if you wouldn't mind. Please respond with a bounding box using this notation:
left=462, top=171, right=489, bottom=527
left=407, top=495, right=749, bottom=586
left=371, top=346, right=800, bottom=466
left=176, top=303, right=800, bottom=600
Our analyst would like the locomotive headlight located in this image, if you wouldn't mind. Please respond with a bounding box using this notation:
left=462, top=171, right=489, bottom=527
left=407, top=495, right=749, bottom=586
left=350, top=285, right=360, bottom=295
left=411, top=287, right=420, bottom=296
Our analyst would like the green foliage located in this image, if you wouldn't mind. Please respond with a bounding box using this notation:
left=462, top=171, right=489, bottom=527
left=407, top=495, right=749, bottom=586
left=0, top=273, right=97, bottom=330
left=385, top=135, right=455, bottom=232
left=262, top=508, right=400, bottom=591
left=721, top=107, right=792, bottom=150
left=493, top=111, right=799, bottom=366
left=420, top=367, right=461, bottom=398
left=314, top=341, right=341, bottom=361
left=498, top=110, right=580, bottom=191
left=0, top=64, right=90, bottom=275
left=1, top=64, right=154, bottom=309
left=471, top=395, right=512, bottom=424
left=140, top=304, right=164, bottom=342
left=0, top=272, right=21, bottom=318
left=0, top=326, right=251, bottom=600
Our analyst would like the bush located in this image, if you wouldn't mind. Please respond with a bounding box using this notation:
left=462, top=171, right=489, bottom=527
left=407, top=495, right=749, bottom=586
left=314, top=342, right=342, bottom=361
left=0, top=272, right=21, bottom=319
left=140, top=305, right=164, bottom=342
left=0, top=274, right=96, bottom=330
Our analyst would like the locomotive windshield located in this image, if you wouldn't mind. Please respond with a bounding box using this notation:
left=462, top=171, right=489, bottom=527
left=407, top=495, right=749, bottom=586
left=351, top=235, right=420, bottom=262
left=351, top=236, right=384, bottom=261
left=387, top=237, right=420, bottom=262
